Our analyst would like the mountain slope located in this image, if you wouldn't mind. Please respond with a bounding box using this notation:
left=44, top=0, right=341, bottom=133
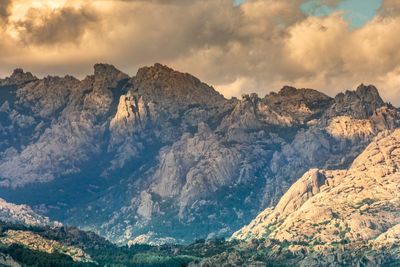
left=0, top=64, right=399, bottom=244
left=0, top=198, right=60, bottom=228
left=228, top=129, right=400, bottom=266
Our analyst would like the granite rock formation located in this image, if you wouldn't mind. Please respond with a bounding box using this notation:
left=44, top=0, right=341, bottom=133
left=0, top=63, right=399, bottom=244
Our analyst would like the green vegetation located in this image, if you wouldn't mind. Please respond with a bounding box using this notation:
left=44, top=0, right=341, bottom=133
left=0, top=221, right=234, bottom=267
left=0, top=220, right=399, bottom=267
left=354, top=198, right=376, bottom=209
left=0, top=244, right=95, bottom=267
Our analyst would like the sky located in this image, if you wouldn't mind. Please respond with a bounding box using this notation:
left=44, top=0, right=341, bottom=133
left=300, top=0, right=382, bottom=28
left=0, top=0, right=400, bottom=105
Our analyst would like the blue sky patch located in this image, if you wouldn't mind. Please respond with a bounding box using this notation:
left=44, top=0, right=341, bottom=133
left=234, top=0, right=381, bottom=28
left=234, top=0, right=246, bottom=6
left=301, top=0, right=382, bottom=28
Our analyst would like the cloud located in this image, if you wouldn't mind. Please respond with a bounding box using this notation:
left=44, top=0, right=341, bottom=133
left=0, top=0, right=12, bottom=24
left=379, top=0, right=400, bottom=16
left=1, top=0, right=400, bottom=105
left=16, top=5, right=98, bottom=45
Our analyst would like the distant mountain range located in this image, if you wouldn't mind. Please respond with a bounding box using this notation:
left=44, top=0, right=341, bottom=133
left=0, top=63, right=399, bottom=252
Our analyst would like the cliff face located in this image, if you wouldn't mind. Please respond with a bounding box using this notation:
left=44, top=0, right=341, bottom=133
left=0, top=63, right=399, bottom=244
left=234, top=129, right=400, bottom=243
left=193, top=130, right=400, bottom=267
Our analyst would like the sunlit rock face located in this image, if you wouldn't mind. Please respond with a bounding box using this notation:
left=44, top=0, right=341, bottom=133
left=0, top=198, right=60, bottom=227
left=0, top=63, right=399, bottom=244
left=229, top=129, right=400, bottom=266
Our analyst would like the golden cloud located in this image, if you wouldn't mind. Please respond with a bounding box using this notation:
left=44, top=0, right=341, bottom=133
left=0, top=0, right=399, bottom=105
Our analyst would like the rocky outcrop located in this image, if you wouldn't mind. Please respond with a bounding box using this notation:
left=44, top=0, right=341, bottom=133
left=220, top=93, right=294, bottom=131
left=0, top=64, right=129, bottom=187
left=107, top=92, right=153, bottom=170
left=0, top=230, right=93, bottom=263
left=0, top=253, right=21, bottom=267
left=0, top=69, right=37, bottom=86
left=133, top=63, right=225, bottom=106
left=0, top=63, right=399, bottom=245
left=234, top=129, right=400, bottom=249
left=141, top=122, right=242, bottom=214
left=266, top=86, right=400, bottom=203
left=264, top=86, right=333, bottom=123
left=323, top=84, right=385, bottom=120
left=220, top=87, right=333, bottom=133
left=0, top=198, right=60, bottom=227
left=190, top=129, right=400, bottom=266
left=16, top=75, right=80, bottom=118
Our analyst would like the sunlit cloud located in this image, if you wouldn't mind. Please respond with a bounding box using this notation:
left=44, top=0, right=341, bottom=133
left=1, top=0, right=399, bottom=105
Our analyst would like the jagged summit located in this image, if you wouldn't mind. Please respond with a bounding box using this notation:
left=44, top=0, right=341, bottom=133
left=0, top=63, right=399, bottom=246
left=278, top=85, right=298, bottom=96
left=94, top=63, right=127, bottom=77
left=325, top=83, right=386, bottom=119
left=356, top=83, right=382, bottom=99
left=0, top=68, right=37, bottom=86
left=132, top=63, right=225, bottom=105
left=93, top=63, right=129, bottom=85
left=270, top=85, right=332, bottom=102
left=265, top=86, right=333, bottom=122
left=222, top=85, right=334, bottom=130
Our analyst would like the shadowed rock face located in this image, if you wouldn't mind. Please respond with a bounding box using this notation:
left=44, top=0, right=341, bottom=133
left=0, top=63, right=399, bottom=244
left=0, top=69, right=37, bottom=86
left=132, top=63, right=225, bottom=106
left=265, top=86, right=334, bottom=123
left=324, top=84, right=385, bottom=120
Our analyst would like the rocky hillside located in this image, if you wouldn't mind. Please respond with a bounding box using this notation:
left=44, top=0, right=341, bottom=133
left=0, top=220, right=209, bottom=267
left=0, top=198, right=60, bottom=228
left=0, top=64, right=399, bottom=244
left=225, top=129, right=400, bottom=266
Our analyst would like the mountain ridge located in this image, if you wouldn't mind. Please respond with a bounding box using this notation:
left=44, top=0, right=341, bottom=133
left=0, top=63, right=399, bottom=245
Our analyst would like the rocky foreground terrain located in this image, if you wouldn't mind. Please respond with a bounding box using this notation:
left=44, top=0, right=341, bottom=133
left=193, top=129, right=400, bottom=266
left=0, top=63, right=399, bottom=246
left=2, top=127, right=399, bottom=266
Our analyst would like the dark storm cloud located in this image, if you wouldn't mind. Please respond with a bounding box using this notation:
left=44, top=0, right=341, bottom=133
left=17, top=5, right=98, bottom=45
left=0, top=0, right=12, bottom=24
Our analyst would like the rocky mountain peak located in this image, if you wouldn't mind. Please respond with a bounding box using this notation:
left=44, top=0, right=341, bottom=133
left=93, top=63, right=129, bottom=82
left=0, top=68, right=37, bottom=86
left=269, top=85, right=332, bottom=103
left=355, top=83, right=383, bottom=101
left=263, top=86, right=333, bottom=124
left=325, top=84, right=386, bottom=120
left=241, top=93, right=259, bottom=104
left=132, top=63, right=225, bottom=105
left=278, top=85, right=298, bottom=96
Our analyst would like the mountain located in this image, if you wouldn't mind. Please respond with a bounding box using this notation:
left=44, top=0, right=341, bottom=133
left=193, top=129, right=400, bottom=266
left=233, top=129, right=400, bottom=244
left=0, top=63, right=399, bottom=245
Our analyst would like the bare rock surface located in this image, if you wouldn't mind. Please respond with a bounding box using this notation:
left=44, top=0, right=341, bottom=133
left=0, top=198, right=60, bottom=227
left=233, top=129, right=400, bottom=251
left=0, top=63, right=399, bottom=245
